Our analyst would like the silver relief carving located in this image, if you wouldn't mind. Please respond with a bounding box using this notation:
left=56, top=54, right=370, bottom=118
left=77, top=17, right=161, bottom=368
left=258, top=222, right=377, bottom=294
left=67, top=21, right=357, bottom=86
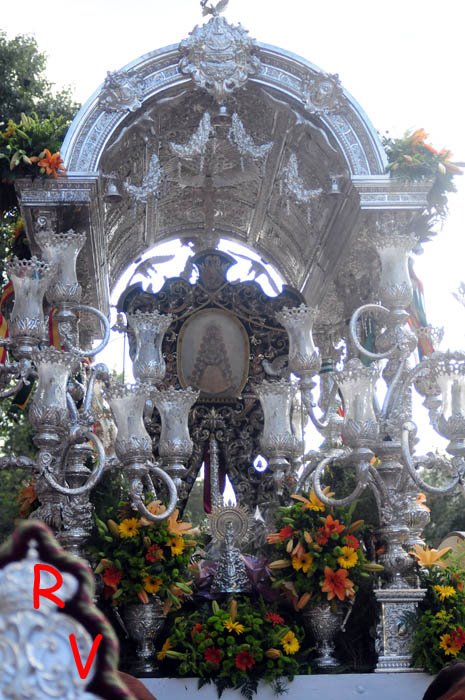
left=302, top=72, right=344, bottom=115
left=178, top=15, right=260, bottom=102
left=98, top=69, right=145, bottom=112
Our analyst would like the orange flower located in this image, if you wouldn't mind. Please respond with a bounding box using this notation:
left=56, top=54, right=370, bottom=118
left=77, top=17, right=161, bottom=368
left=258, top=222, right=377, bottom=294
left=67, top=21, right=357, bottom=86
left=167, top=508, right=194, bottom=536
left=321, top=566, right=355, bottom=601
left=321, top=514, right=345, bottom=539
left=17, top=482, right=37, bottom=517
left=416, top=493, right=430, bottom=512
left=140, top=500, right=166, bottom=526
left=409, top=128, right=428, bottom=148
left=36, top=149, right=65, bottom=178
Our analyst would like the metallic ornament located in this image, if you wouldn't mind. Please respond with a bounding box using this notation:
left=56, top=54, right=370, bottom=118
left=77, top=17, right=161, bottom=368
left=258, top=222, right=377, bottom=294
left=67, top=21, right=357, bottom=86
left=179, top=15, right=260, bottom=102
left=98, top=69, right=145, bottom=112
left=302, top=602, right=344, bottom=669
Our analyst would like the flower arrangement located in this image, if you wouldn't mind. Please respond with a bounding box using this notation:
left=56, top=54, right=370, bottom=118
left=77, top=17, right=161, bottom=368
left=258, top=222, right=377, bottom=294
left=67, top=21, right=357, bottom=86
left=266, top=487, right=371, bottom=610
left=0, top=112, right=68, bottom=182
left=92, top=499, right=196, bottom=613
left=410, top=544, right=465, bottom=673
left=382, top=128, right=463, bottom=216
left=158, top=597, right=307, bottom=699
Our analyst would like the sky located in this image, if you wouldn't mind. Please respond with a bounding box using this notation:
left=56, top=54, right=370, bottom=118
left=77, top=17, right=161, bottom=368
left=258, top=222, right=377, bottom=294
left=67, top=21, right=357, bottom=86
left=2, top=0, right=465, bottom=348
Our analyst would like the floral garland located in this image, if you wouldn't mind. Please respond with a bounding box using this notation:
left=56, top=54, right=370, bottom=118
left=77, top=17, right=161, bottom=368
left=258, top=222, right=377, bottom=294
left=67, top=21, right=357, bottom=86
left=92, top=499, right=196, bottom=613
left=266, top=487, right=375, bottom=610
left=158, top=597, right=307, bottom=699
left=382, top=128, right=463, bottom=218
left=410, top=544, right=465, bottom=673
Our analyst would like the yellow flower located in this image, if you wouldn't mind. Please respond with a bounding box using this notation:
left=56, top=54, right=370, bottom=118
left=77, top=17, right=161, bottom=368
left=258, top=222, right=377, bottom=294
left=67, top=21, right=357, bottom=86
left=292, top=551, right=313, bottom=573
left=118, top=518, right=140, bottom=538
left=410, top=544, right=450, bottom=568
left=224, top=618, right=245, bottom=634
left=434, top=585, right=456, bottom=601
left=436, top=610, right=451, bottom=622
left=337, top=546, right=358, bottom=570
left=439, top=633, right=460, bottom=657
left=143, top=575, right=163, bottom=594
left=281, top=631, right=300, bottom=655
left=169, top=537, right=186, bottom=556
left=369, top=456, right=381, bottom=467
left=157, top=638, right=172, bottom=660
left=291, top=486, right=334, bottom=512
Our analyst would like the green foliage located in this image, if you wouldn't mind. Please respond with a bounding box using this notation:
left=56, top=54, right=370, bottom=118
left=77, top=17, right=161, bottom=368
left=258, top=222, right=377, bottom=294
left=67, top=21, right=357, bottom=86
left=0, top=30, right=78, bottom=125
left=159, top=597, right=308, bottom=699
left=411, top=548, right=465, bottom=673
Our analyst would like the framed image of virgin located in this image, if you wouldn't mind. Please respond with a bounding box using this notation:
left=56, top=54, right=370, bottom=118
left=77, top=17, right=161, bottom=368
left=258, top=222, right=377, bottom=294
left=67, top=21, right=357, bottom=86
left=177, top=308, right=250, bottom=399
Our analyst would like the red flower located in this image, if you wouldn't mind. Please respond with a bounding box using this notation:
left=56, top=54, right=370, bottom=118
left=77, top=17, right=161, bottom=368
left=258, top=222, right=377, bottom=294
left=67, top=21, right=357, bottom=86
left=204, top=647, right=222, bottom=665
left=145, top=544, right=164, bottom=562
left=452, top=627, right=465, bottom=649
left=265, top=612, right=285, bottom=625
left=344, top=534, right=360, bottom=550
left=267, top=525, right=294, bottom=544
left=191, top=623, right=203, bottom=639
left=316, top=529, right=329, bottom=545
left=102, top=566, right=122, bottom=589
left=235, top=650, right=256, bottom=671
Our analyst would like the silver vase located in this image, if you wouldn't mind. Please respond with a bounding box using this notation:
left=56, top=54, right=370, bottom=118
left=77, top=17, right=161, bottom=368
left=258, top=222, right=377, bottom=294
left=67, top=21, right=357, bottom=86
left=119, top=599, right=166, bottom=674
left=302, top=602, right=344, bottom=669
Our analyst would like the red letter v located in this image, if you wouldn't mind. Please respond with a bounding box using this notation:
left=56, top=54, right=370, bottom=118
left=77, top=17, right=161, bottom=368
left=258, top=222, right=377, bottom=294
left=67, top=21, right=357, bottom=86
left=69, top=633, right=103, bottom=680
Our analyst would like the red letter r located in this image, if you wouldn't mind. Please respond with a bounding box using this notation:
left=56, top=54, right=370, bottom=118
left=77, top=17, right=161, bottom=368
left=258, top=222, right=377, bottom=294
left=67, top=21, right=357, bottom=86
left=33, top=563, right=65, bottom=609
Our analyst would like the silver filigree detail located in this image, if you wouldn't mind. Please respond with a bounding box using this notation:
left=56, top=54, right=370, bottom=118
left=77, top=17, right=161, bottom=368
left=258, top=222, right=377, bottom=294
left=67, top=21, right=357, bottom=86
left=98, top=69, right=145, bottom=112
left=169, top=112, right=213, bottom=171
left=179, top=14, right=260, bottom=102
left=282, top=153, right=323, bottom=220
left=124, top=153, right=163, bottom=204
left=227, top=113, right=272, bottom=161
left=302, top=72, right=344, bottom=114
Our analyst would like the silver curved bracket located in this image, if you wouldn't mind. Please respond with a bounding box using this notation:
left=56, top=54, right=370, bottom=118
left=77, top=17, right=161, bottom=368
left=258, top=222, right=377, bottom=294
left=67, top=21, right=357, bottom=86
left=350, top=303, right=395, bottom=360
left=0, top=377, right=24, bottom=400
left=0, top=455, right=36, bottom=471
left=301, top=381, right=338, bottom=432
left=312, top=448, right=370, bottom=506
left=58, top=304, right=110, bottom=358
left=40, top=430, right=106, bottom=495
left=401, top=421, right=463, bottom=495
left=130, top=464, right=178, bottom=522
